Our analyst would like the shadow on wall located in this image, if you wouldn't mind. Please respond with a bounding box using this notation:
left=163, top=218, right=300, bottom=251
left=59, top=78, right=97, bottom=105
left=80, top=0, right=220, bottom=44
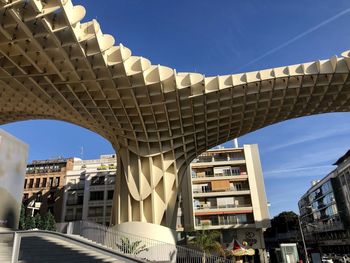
left=22, top=186, right=64, bottom=223
left=4, top=208, right=16, bottom=229
left=0, top=187, right=20, bottom=229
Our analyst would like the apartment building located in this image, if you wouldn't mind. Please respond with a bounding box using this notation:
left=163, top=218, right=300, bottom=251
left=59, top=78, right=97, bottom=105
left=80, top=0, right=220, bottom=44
left=23, top=158, right=74, bottom=222
left=62, top=154, right=117, bottom=226
left=179, top=144, right=270, bottom=258
left=298, top=149, right=350, bottom=255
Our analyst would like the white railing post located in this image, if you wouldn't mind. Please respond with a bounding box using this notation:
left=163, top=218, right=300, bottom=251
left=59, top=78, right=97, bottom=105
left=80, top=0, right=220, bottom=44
left=11, top=232, right=21, bottom=263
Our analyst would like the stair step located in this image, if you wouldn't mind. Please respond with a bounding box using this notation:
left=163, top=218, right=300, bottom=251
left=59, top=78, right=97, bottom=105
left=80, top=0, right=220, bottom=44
left=15, top=235, right=130, bottom=263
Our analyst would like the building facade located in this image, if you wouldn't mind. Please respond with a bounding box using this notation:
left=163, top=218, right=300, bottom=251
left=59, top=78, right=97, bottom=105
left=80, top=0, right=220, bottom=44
left=179, top=144, right=270, bottom=258
left=62, top=154, right=117, bottom=226
left=298, top=149, right=350, bottom=254
left=23, top=158, right=74, bottom=222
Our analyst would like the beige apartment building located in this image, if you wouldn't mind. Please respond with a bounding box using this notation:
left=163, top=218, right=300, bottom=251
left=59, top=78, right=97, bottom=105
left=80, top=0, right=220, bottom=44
left=62, top=154, right=117, bottom=226
left=179, top=144, right=270, bottom=258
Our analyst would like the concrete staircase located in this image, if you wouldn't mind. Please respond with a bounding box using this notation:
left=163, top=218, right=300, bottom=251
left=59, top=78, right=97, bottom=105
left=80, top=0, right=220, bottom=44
left=0, top=231, right=140, bottom=263
left=0, top=233, right=13, bottom=262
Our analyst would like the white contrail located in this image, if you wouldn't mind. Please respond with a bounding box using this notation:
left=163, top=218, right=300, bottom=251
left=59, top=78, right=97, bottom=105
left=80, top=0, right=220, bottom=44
left=236, top=7, right=350, bottom=72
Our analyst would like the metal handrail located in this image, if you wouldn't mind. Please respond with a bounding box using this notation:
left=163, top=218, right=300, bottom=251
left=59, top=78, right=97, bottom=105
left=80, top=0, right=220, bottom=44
left=9, top=230, right=144, bottom=263
left=66, top=220, right=232, bottom=263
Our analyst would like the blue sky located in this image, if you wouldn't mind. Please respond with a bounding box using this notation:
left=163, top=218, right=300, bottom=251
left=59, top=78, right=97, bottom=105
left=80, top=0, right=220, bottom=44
left=2, top=0, right=350, bottom=217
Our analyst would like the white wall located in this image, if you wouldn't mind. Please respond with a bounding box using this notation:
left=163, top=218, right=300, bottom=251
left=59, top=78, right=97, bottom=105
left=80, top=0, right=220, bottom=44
left=0, top=129, right=28, bottom=229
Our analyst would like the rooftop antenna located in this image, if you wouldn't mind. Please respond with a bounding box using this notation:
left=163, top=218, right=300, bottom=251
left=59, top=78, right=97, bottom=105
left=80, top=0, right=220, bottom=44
left=233, top=138, right=239, bottom=148
left=80, top=146, right=84, bottom=159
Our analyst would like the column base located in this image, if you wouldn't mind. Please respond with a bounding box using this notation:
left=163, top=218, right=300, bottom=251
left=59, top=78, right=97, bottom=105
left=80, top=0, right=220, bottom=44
left=111, top=221, right=177, bottom=244
left=109, top=222, right=177, bottom=262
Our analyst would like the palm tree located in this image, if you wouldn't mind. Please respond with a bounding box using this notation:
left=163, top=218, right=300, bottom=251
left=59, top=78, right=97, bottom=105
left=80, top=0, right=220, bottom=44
left=116, top=237, right=148, bottom=255
left=189, top=228, right=224, bottom=263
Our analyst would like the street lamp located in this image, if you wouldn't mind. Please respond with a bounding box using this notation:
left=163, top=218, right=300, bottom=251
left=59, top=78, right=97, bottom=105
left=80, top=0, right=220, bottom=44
left=298, top=214, right=310, bottom=263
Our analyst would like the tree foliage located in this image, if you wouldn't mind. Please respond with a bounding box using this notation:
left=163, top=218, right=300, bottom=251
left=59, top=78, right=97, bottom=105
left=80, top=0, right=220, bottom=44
left=264, top=211, right=300, bottom=238
left=34, top=213, right=44, bottom=229
left=24, top=214, right=36, bottom=230
left=18, top=205, right=26, bottom=230
left=189, top=229, right=224, bottom=256
left=116, top=237, right=148, bottom=255
left=18, top=208, right=57, bottom=231
left=42, top=211, right=56, bottom=231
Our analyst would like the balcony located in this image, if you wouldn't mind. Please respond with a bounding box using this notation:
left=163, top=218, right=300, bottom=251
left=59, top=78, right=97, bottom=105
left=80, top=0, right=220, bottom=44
left=195, top=218, right=255, bottom=229
left=192, top=156, right=245, bottom=165
left=193, top=187, right=250, bottom=197
left=26, top=168, right=62, bottom=174
left=196, top=156, right=213, bottom=163
left=194, top=203, right=252, bottom=210
left=307, top=221, right=344, bottom=233
left=192, top=173, right=248, bottom=181
left=214, top=156, right=229, bottom=162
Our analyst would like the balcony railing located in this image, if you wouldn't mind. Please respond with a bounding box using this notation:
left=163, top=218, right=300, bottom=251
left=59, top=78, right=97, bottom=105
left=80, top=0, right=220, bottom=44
left=193, top=156, right=245, bottom=163
left=26, top=168, right=62, bottom=174
left=195, top=220, right=254, bottom=227
left=193, top=187, right=250, bottom=194
left=306, top=221, right=344, bottom=233
left=213, top=157, right=229, bottom=162
left=194, top=203, right=252, bottom=210
left=192, top=172, right=247, bottom=179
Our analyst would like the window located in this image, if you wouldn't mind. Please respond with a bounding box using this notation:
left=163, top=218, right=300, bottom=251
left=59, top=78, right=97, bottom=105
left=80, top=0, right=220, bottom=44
left=76, top=208, right=83, bottom=220
left=42, top=178, right=47, bottom=187
left=90, top=191, right=104, bottom=201
left=29, top=179, right=34, bottom=188
left=232, top=183, right=242, bottom=191
left=321, top=181, right=331, bottom=194
left=49, top=177, right=53, bottom=187
left=231, top=167, right=241, bottom=175
left=54, top=177, right=60, bottom=187
left=77, top=194, right=84, bottom=205
left=36, top=192, right=43, bottom=202
left=236, top=214, right=248, bottom=223
left=323, top=193, right=335, bottom=205
left=35, top=178, right=40, bottom=188
left=107, top=177, right=116, bottom=185
left=214, top=166, right=232, bottom=177
left=107, top=190, right=114, bottom=200
left=106, top=206, right=112, bottom=216
left=67, top=191, right=84, bottom=205
left=24, top=179, right=27, bottom=188
left=325, top=204, right=338, bottom=217
left=88, top=206, right=103, bottom=217
left=239, top=166, right=247, bottom=175
left=23, top=193, right=29, bottom=200
left=91, top=176, right=105, bottom=185
left=66, top=208, right=74, bottom=220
